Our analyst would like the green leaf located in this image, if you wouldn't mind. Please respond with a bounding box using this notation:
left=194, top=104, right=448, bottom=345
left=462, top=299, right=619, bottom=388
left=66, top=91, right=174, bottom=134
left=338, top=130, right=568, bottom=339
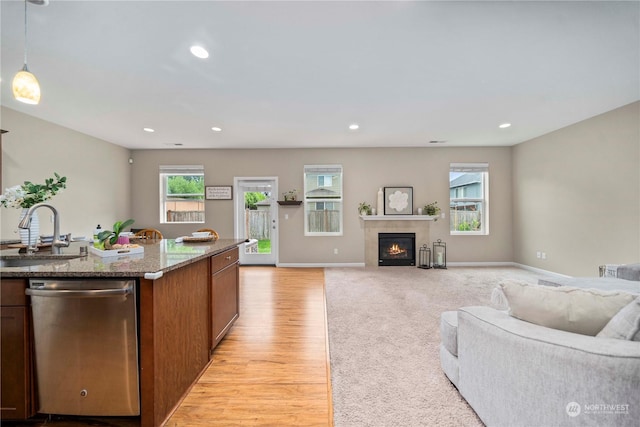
left=113, top=219, right=134, bottom=234
left=97, top=230, right=114, bottom=242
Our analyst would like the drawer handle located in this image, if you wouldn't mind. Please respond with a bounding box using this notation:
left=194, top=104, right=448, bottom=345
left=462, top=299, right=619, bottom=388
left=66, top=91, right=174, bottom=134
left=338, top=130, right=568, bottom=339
left=225, top=256, right=232, bottom=260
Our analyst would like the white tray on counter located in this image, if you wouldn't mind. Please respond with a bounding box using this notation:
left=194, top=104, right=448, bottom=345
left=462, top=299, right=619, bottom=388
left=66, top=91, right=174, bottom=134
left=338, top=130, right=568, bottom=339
left=89, top=245, right=144, bottom=258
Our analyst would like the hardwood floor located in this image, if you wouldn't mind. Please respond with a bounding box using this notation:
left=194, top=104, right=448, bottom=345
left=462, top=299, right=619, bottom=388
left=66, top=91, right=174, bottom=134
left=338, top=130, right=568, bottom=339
left=4, top=267, right=332, bottom=427
left=166, top=266, right=333, bottom=426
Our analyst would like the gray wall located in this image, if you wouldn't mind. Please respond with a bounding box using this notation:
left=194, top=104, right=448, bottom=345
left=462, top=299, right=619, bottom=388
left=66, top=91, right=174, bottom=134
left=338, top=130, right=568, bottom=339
left=0, top=107, right=132, bottom=241
left=3, top=102, right=637, bottom=274
left=130, top=147, right=514, bottom=265
left=512, top=101, right=640, bottom=276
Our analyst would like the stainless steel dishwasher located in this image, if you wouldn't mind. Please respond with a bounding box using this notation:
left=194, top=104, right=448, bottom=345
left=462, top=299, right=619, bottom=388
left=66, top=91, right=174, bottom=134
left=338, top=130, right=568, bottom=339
left=26, top=279, right=140, bottom=416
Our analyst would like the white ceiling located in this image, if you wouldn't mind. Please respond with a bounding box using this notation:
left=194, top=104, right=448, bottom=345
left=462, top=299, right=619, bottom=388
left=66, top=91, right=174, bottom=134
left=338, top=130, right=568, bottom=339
left=1, top=0, right=638, bottom=150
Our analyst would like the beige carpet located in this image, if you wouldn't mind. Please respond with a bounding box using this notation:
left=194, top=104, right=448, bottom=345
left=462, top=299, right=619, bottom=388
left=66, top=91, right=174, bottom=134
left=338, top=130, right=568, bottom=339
left=325, top=266, right=548, bottom=427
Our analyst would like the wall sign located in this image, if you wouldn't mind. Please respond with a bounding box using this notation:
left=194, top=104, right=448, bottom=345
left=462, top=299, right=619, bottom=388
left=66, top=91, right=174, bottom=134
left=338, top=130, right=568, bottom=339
left=205, top=185, right=233, bottom=200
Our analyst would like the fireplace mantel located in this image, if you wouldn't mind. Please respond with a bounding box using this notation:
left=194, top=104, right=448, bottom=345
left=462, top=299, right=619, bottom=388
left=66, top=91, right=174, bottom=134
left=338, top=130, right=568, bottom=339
left=360, top=215, right=437, bottom=221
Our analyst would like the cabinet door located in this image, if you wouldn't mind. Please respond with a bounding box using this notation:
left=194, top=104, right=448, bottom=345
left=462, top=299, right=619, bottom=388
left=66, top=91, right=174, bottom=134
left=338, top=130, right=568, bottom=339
left=211, top=262, right=239, bottom=349
left=1, top=306, right=33, bottom=420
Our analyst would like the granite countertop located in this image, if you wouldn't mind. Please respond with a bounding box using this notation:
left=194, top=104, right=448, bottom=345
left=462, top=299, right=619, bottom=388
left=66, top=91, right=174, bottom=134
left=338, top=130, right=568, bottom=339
left=0, top=238, right=245, bottom=278
left=0, top=239, right=21, bottom=246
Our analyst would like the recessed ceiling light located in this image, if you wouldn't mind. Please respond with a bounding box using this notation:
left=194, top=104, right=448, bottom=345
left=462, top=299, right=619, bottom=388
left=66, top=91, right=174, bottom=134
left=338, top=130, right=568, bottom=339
left=211, top=127, right=222, bottom=132
left=499, top=123, right=511, bottom=129
left=190, top=46, right=209, bottom=59
left=429, top=140, right=447, bottom=144
left=349, top=123, right=359, bottom=131
left=143, top=127, right=155, bottom=133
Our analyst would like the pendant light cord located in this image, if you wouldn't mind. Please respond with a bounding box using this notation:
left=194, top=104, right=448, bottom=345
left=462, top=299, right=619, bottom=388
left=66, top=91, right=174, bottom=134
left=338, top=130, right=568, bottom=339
left=23, top=0, right=28, bottom=67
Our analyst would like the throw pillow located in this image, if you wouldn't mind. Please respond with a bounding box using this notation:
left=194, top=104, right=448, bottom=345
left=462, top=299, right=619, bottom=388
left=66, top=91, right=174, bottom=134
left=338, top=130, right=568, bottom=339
left=491, top=279, right=532, bottom=310
left=597, top=296, right=640, bottom=341
left=499, top=281, right=636, bottom=336
left=490, top=286, right=510, bottom=311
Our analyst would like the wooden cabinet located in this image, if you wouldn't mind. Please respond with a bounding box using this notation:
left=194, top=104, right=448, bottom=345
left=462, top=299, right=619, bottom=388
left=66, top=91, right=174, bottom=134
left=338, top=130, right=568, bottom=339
left=1, top=279, right=35, bottom=421
left=210, top=247, right=239, bottom=350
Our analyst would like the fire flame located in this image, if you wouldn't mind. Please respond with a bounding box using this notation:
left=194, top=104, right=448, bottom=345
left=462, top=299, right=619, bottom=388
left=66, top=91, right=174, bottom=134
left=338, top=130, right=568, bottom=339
left=388, top=243, right=406, bottom=256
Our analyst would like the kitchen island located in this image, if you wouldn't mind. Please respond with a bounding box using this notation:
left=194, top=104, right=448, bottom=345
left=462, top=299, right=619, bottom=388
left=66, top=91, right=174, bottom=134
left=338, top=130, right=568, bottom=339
left=0, top=238, right=244, bottom=426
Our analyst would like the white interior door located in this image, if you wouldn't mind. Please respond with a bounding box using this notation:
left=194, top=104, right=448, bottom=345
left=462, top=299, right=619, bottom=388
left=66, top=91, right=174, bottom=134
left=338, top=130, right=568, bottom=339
left=234, top=177, right=278, bottom=265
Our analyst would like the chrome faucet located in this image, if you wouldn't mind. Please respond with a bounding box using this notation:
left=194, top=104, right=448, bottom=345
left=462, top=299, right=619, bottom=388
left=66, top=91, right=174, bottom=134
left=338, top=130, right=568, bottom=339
left=18, top=203, right=71, bottom=255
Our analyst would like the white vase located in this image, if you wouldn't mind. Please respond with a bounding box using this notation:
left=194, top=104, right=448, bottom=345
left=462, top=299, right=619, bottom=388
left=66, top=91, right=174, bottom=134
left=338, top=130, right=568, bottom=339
left=377, top=188, right=384, bottom=215
left=19, top=208, right=40, bottom=246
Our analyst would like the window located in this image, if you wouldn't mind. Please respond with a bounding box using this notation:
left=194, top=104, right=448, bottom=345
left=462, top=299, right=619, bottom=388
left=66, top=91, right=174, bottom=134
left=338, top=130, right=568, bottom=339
left=159, top=165, right=205, bottom=223
left=304, top=165, right=343, bottom=236
left=318, top=175, right=333, bottom=187
left=449, top=163, right=489, bottom=235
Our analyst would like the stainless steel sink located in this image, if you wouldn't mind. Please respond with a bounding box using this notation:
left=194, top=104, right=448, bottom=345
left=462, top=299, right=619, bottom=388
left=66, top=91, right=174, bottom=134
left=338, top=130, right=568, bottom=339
left=0, top=255, right=82, bottom=268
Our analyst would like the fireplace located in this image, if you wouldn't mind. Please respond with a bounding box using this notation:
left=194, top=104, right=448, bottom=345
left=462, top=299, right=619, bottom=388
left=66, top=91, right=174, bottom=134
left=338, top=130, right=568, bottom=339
left=378, top=233, right=416, bottom=266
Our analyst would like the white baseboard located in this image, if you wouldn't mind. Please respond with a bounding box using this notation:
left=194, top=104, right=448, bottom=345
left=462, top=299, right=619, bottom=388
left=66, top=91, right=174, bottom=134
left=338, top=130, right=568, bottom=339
left=271, top=261, right=569, bottom=277
left=512, top=263, right=571, bottom=278
left=276, top=262, right=366, bottom=268
left=446, top=261, right=516, bottom=267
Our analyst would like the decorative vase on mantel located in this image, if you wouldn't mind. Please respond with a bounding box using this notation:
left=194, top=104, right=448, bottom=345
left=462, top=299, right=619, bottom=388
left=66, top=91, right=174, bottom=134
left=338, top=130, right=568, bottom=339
left=19, top=208, right=39, bottom=246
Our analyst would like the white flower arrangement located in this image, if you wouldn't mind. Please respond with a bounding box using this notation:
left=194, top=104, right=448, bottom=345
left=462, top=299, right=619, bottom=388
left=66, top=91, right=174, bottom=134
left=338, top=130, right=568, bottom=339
left=0, top=185, right=27, bottom=209
left=0, top=173, right=67, bottom=209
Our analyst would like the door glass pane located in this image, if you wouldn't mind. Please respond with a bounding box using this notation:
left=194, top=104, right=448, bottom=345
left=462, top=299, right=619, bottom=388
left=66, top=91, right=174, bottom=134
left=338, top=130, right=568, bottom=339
left=243, top=190, right=271, bottom=255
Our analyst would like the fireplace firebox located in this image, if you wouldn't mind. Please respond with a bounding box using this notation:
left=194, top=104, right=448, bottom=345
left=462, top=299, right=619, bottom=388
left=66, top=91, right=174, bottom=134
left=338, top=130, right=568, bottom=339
left=378, top=233, right=416, bottom=266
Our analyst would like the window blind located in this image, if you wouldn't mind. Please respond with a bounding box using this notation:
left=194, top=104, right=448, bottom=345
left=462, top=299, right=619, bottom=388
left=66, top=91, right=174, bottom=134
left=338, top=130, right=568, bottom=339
left=450, top=163, right=489, bottom=173
left=304, top=165, right=342, bottom=174
left=159, top=165, right=204, bottom=174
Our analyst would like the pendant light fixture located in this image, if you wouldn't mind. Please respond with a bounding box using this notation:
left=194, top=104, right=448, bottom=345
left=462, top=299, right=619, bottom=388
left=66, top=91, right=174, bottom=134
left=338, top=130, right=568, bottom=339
left=12, top=0, right=46, bottom=105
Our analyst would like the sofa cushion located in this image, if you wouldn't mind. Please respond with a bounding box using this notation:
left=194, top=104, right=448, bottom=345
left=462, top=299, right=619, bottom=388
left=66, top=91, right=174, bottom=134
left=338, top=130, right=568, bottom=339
left=440, top=311, right=458, bottom=356
left=597, top=296, right=640, bottom=341
left=499, top=281, right=636, bottom=336
left=439, top=343, right=460, bottom=387
left=617, top=263, right=640, bottom=281
left=537, top=276, right=640, bottom=294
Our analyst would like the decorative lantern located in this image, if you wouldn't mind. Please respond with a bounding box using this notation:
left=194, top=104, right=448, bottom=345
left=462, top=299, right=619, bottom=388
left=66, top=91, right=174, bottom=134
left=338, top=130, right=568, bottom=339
left=418, top=244, right=431, bottom=269
left=433, top=239, right=447, bottom=269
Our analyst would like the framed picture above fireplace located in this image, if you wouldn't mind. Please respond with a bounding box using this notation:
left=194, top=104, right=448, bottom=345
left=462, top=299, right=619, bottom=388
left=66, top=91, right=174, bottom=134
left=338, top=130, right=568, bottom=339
left=384, top=186, right=413, bottom=215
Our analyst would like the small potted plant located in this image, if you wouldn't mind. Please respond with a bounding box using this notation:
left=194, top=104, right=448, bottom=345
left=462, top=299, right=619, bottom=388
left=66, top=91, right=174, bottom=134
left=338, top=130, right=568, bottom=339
left=283, top=189, right=297, bottom=201
left=97, top=219, right=135, bottom=250
left=358, top=202, right=372, bottom=216
left=424, top=201, right=441, bottom=216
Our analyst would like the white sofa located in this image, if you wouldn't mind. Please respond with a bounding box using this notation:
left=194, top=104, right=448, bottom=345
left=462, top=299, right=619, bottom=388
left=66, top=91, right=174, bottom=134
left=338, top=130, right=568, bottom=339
left=440, top=293, right=640, bottom=426
left=538, top=263, right=640, bottom=294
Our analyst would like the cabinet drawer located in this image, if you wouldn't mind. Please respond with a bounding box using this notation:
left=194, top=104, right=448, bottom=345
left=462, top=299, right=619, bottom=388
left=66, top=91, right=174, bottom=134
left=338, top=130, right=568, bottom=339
left=0, top=280, right=28, bottom=307
left=211, top=247, right=239, bottom=273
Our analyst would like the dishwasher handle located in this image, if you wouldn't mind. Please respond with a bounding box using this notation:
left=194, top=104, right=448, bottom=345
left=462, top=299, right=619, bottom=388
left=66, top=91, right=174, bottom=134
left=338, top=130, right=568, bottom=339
left=26, top=286, right=133, bottom=298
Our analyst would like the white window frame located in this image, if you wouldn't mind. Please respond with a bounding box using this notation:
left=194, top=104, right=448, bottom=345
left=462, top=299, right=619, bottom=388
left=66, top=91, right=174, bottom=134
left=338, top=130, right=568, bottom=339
left=159, top=165, right=205, bottom=224
left=304, top=164, right=343, bottom=236
left=450, top=163, right=489, bottom=236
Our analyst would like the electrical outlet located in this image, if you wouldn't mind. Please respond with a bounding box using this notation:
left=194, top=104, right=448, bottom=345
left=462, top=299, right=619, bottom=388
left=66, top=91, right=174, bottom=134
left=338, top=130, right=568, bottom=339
left=541, top=252, right=547, bottom=260
left=536, top=251, right=541, bottom=259
left=284, top=214, right=289, bottom=220
left=441, top=212, right=445, bottom=219
left=334, top=248, right=339, bottom=255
